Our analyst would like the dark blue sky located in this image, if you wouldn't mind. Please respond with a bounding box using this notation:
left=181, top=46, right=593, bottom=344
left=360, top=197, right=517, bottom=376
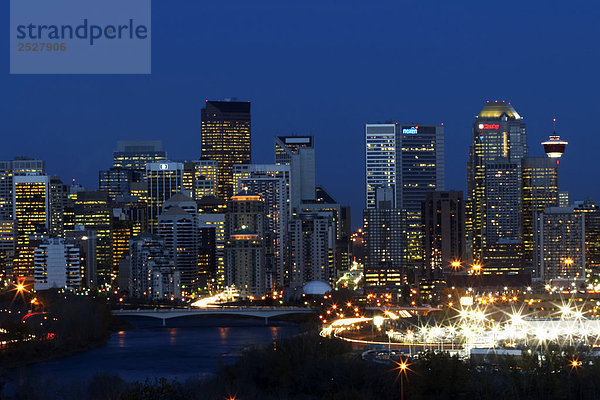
left=2, top=1, right=599, bottom=228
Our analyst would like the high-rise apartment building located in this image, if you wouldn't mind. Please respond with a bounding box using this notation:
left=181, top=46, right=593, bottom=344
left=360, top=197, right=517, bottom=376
left=535, top=207, right=585, bottom=284
left=201, top=100, right=251, bottom=199
left=288, top=212, right=336, bottom=289
left=13, top=175, right=49, bottom=279
left=274, top=136, right=315, bottom=210
left=224, top=192, right=266, bottom=297
left=233, top=164, right=291, bottom=289
left=34, top=237, right=80, bottom=291
left=467, top=101, right=528, bottom=264
left=422, top=191, right=465, bottom=278
left=129, top=232, right=180, bottom=300
left=158, top=193, right=200, bottom=295
left=574, top=199, right=600, bottom=282
left=363, top=188, right=406, bottom=289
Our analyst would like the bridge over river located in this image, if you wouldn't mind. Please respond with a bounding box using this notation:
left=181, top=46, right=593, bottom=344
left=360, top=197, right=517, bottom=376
left=112, top=307, right=315, bottom=326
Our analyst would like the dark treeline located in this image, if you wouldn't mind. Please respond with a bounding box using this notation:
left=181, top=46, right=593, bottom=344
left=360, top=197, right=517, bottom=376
left=0, top=291, right=111, bottom=368
left=5, top=334, right=600, bottom=399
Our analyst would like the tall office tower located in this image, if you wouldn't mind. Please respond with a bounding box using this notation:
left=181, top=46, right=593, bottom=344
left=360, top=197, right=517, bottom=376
left=65, top=229, right=97, bottom=288
left=158, top=193, right=200, bottom=295
left=129, top=232, right=180, bottom=300
left=146, top=162, right=183, bottom=229
left=13, top=175, right=49, bottom=279
left=422, top=191, right=465, bottom=278
left=363, top=188, right=406, bottom=289
left=559, top=191, right=570, bottom=207
left=0, top=157, right=45, bottom=221
left=49, top=176, right=69, bottom=237
left=274, top=136, right=315, bottom=210
left=112, top=140, right=167, bottom=178
left=399, top=124, right=444, bottom=270
left=224, top=192, right=266, bottom=297
left=521, top=157, right=559, bottom=267
left=201, top=100, right=251, bottom=200
left=466, top=101, right=528, bottom=264
left=99, top=167, right=135, bottom=200
left=535, top=207, right=585, bottom=284
left=198, top=196, right=227, bottom=287
left=233, top=164, right=291, bottom=289
left=182, top=160, right=218, bottom=200
left=574, top=199, right=600, bottom=282
left=73, top=191, right=112, bottom=285
left=112, top=200, right=147, bottom=280
left=34, top=237, right=80, bottom=291
left=365, top=124, right=398, bottom=209
left=288, top=212, right=336, bottom=289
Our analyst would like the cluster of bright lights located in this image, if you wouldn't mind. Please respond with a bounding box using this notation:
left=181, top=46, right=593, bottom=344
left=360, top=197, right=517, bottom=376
left=384, top=302, right=600, bottom=351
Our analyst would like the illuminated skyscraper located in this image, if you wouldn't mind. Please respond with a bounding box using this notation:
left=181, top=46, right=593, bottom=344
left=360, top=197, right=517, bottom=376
left=182, top=160, right=218, bottom=200
left=13, top=175, right=49, bottom=279
left=0, top=157, right=45, bottom=221
left=233, top=164, right=290, bottom=289
left=363, top=188, right=406, bottom=289
left=73, top=191, right=113, bottom=284
left=112, top=140, right=166, bottom=176
left=225, top=191, right=266, bottom=297
left=49, top=176, right=69, bottom=237
left=399, top=124, right=444, bottom=270
left=158, top=193, right=200, bottom=295
left=145, top=162, right=184, bottom=229
left=522, top=157, right=558, bottom=267
left=198, top=196, right=227, bottom=288
left=365, top=124, right=398, bottom=209
left=466, top=101, right=528, bottom=265
left=201, top=100, right=251, bottom=199
left=574, top=199, right=600, bottom=282
left=112, top=200, right=147, bottom=280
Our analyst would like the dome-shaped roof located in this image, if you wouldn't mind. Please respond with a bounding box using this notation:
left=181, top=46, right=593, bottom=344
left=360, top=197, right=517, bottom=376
left=477, top=102, right=521, bottom=120
left=302, top=281, right=332, bottom=295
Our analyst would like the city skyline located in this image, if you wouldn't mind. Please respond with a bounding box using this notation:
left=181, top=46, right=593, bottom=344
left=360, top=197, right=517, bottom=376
left=1, top=1, right=594, bottom=229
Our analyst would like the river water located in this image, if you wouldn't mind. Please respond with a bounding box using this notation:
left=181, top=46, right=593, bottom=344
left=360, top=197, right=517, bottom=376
left=16, top=317, right=300, bottom=383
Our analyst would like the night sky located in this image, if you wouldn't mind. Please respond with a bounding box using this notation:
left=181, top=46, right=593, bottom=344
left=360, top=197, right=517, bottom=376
left=2, top=0, right=599, bottom=228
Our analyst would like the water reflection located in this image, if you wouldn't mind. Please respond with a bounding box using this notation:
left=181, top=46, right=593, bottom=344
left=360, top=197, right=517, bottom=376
left=26, top=321, right=299, bottom=382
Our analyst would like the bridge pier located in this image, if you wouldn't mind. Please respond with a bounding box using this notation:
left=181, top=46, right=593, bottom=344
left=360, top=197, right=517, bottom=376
left=162, top=318, right=166, bottom=327
left=264, top=317, right=269, bottom=326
